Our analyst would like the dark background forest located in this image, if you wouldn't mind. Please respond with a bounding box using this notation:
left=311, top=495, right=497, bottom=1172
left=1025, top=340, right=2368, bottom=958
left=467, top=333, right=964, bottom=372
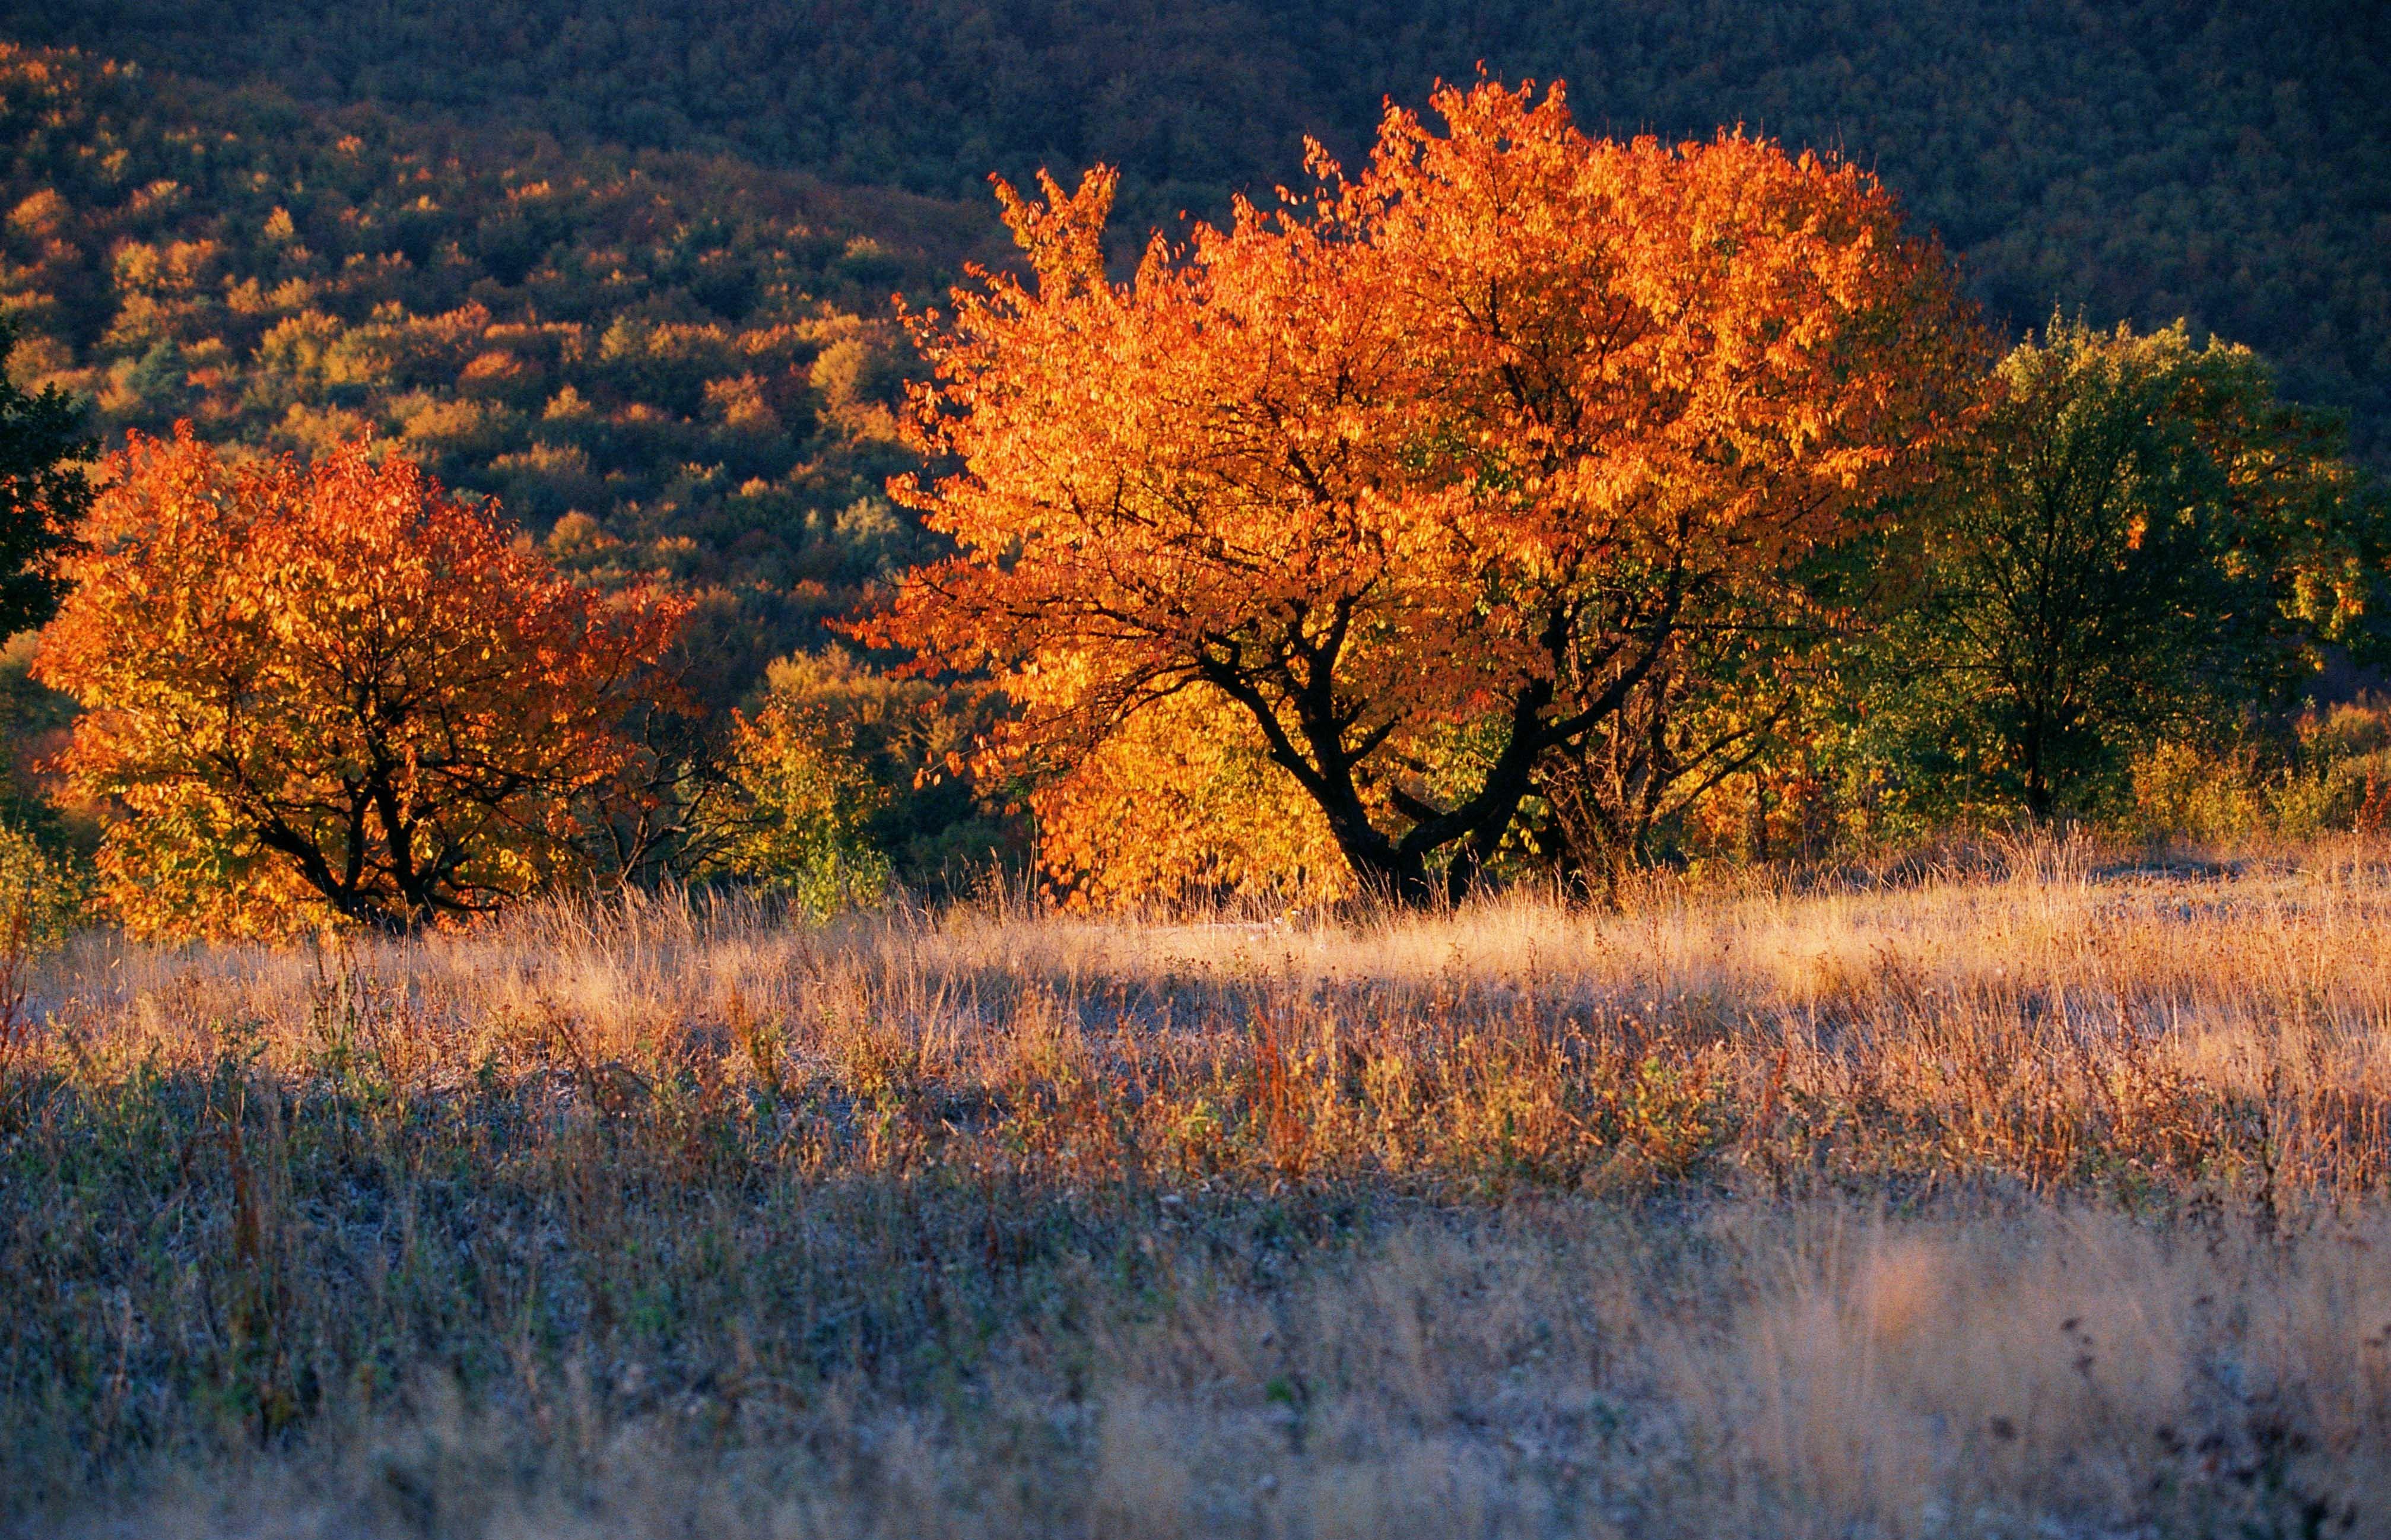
left=20, top=0, right=2388, bottom=456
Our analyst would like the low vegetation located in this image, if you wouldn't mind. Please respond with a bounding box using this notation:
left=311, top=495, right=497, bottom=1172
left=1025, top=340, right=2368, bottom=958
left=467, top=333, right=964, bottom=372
left=5, top=839, right=2389, bottom=1535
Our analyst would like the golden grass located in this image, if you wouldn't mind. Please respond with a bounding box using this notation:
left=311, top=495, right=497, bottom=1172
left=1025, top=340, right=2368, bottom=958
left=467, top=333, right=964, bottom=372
left=6, top=836, right=2390, bottom=1535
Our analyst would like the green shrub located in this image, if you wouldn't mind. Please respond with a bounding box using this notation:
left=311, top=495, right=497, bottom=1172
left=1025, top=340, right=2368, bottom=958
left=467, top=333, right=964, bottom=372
left=704, top=698, right=891, bottom=919
left=0, top=817, right=84, bottom=956
left=2124, top=699, right=2391, bottom=842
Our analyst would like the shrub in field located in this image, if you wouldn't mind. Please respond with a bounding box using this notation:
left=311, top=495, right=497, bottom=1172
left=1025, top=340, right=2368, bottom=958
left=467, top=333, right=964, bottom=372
left=0, top=816, right=79, bottom=1068
left=2284, top=697, right=2391, bottom=835
left=33, top=427, right=686, bottom=936
left=704, top=694, right=890, bottom=917
left=0, top=816, right=78, bottom=952
left=2126, top=741, right=2272, bottom=842
left=2112, top=698, right=2391, bottom=843
left=741, top=647, right=1019, bottom=891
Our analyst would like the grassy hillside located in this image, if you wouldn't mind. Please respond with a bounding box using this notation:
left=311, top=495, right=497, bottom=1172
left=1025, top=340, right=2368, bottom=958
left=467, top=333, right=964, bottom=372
left=16, top=1, right=2391, bottom=458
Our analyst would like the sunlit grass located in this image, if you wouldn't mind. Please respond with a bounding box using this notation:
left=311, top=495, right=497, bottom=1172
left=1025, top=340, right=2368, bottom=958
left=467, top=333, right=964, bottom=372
left=7, top=836, right=2389, bottom=1535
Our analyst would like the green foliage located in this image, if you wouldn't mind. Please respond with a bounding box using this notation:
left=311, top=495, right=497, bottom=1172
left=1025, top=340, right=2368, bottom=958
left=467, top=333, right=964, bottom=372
left=2279, top=702, right=2391, bottom=837
left=706, top=696, right=891, bottom=919
left=1856, top=317, right=2389, bottom=824
left=0, top=814, right=83, bottom=955
left=735, top=649, right=1018, bottom=894
left=0, top=317, right=91, bottom=637
left=0, top=631, right=84, bottom=852
left=2117, top=699, right=2391, bottom=843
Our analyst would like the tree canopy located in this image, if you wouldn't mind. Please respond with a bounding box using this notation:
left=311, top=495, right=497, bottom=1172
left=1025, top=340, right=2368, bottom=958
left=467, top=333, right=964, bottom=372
left=1861, top=317, right=2388, bottom=821
left=865, top=81, right=1977, bottom=901
left=34, top=428, right=685, bottom=935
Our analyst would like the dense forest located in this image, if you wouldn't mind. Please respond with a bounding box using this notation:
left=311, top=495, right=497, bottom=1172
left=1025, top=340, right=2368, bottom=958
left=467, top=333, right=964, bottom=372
left=15, top=0, right=2391, bottom=461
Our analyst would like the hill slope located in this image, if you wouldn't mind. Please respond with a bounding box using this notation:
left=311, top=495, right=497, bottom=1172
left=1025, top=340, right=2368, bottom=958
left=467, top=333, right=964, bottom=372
left=15, top=0, right=2391, bottom=455
left=0, top=45, right=1004, bottom=703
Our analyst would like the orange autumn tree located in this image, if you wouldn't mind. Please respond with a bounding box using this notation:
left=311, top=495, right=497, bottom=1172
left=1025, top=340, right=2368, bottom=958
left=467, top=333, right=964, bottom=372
left=865, top=81, right=1979, bottom=903
left=36, top=428, right=685, bottom=936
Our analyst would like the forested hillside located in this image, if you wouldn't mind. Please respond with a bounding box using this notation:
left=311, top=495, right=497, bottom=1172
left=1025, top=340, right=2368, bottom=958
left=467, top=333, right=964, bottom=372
left=0, top=44, right=1001, bottom=706
left=15, top=0, right=2391, bottom=458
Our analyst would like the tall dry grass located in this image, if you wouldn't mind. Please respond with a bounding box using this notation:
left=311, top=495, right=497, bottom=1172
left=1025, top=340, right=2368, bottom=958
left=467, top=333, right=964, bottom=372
left=5, top=835, right=2390, bottom=1535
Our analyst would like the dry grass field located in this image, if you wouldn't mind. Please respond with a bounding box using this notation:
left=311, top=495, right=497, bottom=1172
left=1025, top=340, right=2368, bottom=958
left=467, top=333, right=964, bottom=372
left=6, top=837, right=2391, bottom=1537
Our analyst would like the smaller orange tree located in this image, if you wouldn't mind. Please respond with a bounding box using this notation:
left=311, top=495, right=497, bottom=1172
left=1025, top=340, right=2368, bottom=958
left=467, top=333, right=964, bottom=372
left=36, top=427, right=685, bottom=936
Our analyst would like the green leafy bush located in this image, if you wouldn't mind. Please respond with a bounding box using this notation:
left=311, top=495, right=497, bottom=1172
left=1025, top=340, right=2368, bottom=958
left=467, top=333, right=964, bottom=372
left=705, top=697, right=890, bottom=919
left=0, top=817, right=82, bottom=956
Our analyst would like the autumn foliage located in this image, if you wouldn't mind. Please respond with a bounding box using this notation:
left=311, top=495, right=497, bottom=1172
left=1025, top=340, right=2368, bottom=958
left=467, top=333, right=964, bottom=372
left=862, top=80, right=1980, bottom=901
left=34, top=428, right=685, bottom=936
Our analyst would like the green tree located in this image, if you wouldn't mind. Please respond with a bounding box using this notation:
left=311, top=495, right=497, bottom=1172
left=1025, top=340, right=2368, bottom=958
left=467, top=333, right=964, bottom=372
left=745, top=648, right=1014, bottom=889
left=703, top=692, right=891, bottom=919
left=1866, top=317, right=2387, bottom=822
left=0, top=318, right=93, bottom=638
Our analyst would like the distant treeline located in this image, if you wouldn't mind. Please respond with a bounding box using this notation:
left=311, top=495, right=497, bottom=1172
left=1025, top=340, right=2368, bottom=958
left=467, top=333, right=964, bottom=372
left=14, top=0, right=2391, bottom=459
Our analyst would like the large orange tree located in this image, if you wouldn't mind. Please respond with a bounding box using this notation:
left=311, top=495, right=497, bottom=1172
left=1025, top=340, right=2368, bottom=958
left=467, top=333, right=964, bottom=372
left=865, top=81, right=1979, bottom=902
left=37, top=428, right=685, bottom=936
